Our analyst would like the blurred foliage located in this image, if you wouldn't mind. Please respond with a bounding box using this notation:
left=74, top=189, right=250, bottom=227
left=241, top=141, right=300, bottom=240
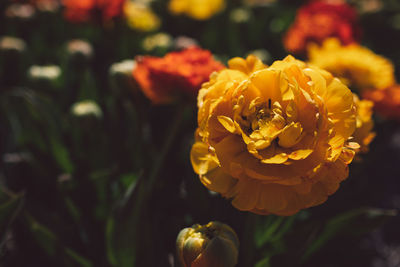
left=0, top=0, right=400, bottom=266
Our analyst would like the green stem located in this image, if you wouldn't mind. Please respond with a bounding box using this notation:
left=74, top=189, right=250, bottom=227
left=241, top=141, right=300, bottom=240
left=145, top=103, right=186, bottom=193
left=129, top=102, right=186, bottom=265
left=240, top=213, right=257, bottom=267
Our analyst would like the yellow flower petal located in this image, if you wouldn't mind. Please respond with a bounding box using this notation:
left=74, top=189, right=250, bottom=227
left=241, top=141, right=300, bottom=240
left=278, top=122, right=303, bottom=148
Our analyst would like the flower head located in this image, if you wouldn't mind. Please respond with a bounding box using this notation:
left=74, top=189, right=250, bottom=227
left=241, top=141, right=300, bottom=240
left=123, top=1, right=160, bottom=32
left=12, top=0, right=60, bottom=12
left=308, top=38, right=396, bottom=91
left=132, top=47, right=225, bottom=104
left=62, top=0, right=125, bottom=23
left=28, top=65, right=61, bottom=81
left=142, top=33, right=172, bottom=52
left=284, top=0, right=360, bottom=54
left=191, top=55, right=358, bottom=216
left=363, top=85, right=400, bottom=121
left=352, top=94, right=375, bottom=154
left=71, top=100, right=103, bottom=119
left=168, top=0, right=225, bottom=20
left=5, top=3, right=36, bottom=20
left=0, top=36, right=26, bottom=53
left=176, top=221, right=239, bottom=267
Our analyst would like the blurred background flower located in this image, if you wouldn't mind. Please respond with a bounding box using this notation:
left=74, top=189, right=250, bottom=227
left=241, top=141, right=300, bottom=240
left=307, top=38, right=396, bottom=91
left=363, top=84, right=400, bottom=120
left=168, top=0, right=225, bottom=20
left=132, top=46, right=225, bottom=104
left=62, top=0, right=125, bottom=23
left=284, top=0, right=361, bottom=54
left=1, top=0, right=400, bottom=266
left=123, top=0, right=160, bottom=32
left=352, top=94, right=375, bottom=154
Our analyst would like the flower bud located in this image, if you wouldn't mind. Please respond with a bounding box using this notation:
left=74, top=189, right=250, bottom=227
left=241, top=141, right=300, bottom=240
left=35, top=0, right=61, bottom=13
left=5, top=4, right=36, bottom=21
left=176, top=221, right=239, bottom=267
left=109, top=59, right=137, bottom=96
left=142, top=32, right=173, bottom=53
left=70, top=100, right=102, bottom=119
left=246, top=49, right=270, bottom=64
left=0, top=36, right=27, bottom=87
left=28, top=65, right=61, bottom=90
left=66, top=39, right=93, bottom=67
left=229, top=8, right=251, bottom=24
left=173, top=36, right=199, bottom=50
left=28, top=65, right=61, bottom=80
left=0, top=36, right=26, bottom=53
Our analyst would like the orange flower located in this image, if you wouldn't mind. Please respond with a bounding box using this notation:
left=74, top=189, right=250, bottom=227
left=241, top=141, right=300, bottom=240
left=363, top=85, right=400, bottom=120
left=284, top=0, right=360, bottom=54
left=62, top=0, right=125, bottom=23
left=132, top=47, right=225, bottom=104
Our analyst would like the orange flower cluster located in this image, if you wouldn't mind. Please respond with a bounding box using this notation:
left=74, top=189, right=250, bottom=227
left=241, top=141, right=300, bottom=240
left=62, top=0, right=125, bottom=23
left=284, top=0, right=360, bottom=54
left=363, top=85, right=400, bottom=120
left=132, top=47, right=225, bottom=104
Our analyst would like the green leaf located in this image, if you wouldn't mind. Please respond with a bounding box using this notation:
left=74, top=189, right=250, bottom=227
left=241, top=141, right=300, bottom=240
left=64, top=247, right=93, bottom=267
left=302, top=208, right=397, bottom=262
left=255, top=216, right=284, bottom=248
left=255, top=256, right=271, bottom=267
left=255, top=215, right=296, bottom=248
left=49, top=136, right=74, bottom=174
left=0, top=190, right=24, bottom=240
left=106, top=174, right=142, bottom=267
left=26, top=214, right=93, bottom=266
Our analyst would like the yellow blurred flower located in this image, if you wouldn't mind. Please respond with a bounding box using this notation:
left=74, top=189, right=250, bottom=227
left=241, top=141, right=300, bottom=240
left=352, top=94, right=375, bottom=154
left=191, top=55, right=358, bottom=216
left=176, top=221, right=239, bottom=267
left=308, top=38, right=395, bottom=91
left=123, top=1, right=160, bottom=32
left=168, top=0, right=225, bottom=20
left=142, top=32, right=173, bottom=51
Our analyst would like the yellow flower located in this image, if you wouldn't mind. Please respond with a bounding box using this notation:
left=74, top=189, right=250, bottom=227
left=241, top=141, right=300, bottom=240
left=308, top=38, right=395, bottom=91
left=352, top=94, right=375, bottom=154
left=191, top=55, right=358, bottom=216
left=168, top=0, right=225, bottom=20
left=176, top=221, right=239, bottom=267
left=123, top=1, right=160, bottom=32
left=142, top=32, right=173, bottom=51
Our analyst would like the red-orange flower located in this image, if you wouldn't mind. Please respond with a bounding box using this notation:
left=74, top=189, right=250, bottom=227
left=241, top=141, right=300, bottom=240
left=284, top=0, right=360, bottom=54
left=62, top=0, right=125, bottom=23
left=132, top=47, right=225, bottom=104
left=363, top=85, right=400, bottom=120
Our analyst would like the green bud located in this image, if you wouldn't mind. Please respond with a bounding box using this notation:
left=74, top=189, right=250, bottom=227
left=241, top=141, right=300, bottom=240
left=176, top=221, right=239, bottom=267
left=229, top=8, right=251, bottom=24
